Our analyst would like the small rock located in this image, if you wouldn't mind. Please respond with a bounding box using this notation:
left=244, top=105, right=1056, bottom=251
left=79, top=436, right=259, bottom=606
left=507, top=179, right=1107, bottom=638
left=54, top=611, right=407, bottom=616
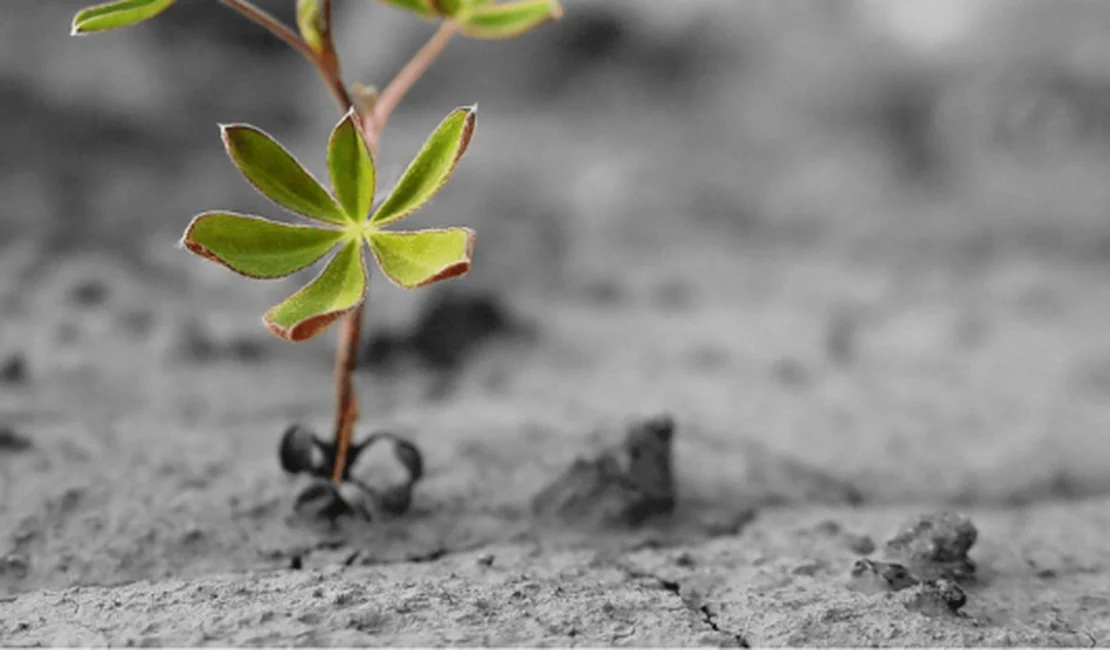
left=289, top=555, right=303, bottom=570
left=476, top=553, right=494, bottom=567
left=673, top=552, right=696, bottom=567
left=0, top=427, right=32, bottom=452
left=848, top=558, right=919, bottom=593
left=884, top=511, right=978, bottom=582
left=0, top=354, right=27, bottom=384
left=904, top=578, right=967, bottom=616
left=531, top=413, right=676, bottom=528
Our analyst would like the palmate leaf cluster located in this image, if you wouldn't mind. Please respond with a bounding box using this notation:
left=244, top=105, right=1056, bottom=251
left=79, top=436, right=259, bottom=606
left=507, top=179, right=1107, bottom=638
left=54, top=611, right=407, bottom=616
left=71, top=0, right=562, bottom=39
left=69, top=0, right=563, bottom=342
left=182, top=107, right=478, bottom=342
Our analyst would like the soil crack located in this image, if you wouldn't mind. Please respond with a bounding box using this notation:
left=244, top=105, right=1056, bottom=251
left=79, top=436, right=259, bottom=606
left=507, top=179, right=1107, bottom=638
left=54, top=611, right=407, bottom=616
left=620, top=564, right=749, bottom=647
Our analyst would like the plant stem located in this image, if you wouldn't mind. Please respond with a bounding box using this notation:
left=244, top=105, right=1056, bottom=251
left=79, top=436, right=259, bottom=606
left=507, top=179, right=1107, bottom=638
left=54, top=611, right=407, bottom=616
left=330, top=307, right=362, bottom=483
left=366, top=21, right=457, bottom=151
left=216, top=0, right=352, bottom=111
left=330, top=20, right=456, bottom=483
left=220, top=0, right=456, bottom=486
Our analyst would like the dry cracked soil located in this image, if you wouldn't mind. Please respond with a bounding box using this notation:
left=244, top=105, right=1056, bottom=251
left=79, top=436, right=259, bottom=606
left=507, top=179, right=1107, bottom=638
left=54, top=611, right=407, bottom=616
left=2, top=228, right=1110, bottom=646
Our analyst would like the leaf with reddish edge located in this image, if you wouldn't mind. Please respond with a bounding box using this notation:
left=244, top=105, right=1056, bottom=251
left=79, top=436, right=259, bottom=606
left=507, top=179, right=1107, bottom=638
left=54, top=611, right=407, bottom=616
left=180, top=211, right=344, bottom=279
left=367, top=227, right=475, bottom=289
left=327, top=108, right=375, bottom=224
left=369, top=106, right=477, bottom=228
left=264, top=238, right=368, bottom=342
left=220, top=123, right=349, bottom=226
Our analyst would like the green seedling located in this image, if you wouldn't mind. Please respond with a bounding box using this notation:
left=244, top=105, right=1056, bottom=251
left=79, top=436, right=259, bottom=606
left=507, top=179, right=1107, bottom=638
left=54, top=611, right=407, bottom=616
left=70, top=0, right=562, bottom=493
left=181, top=106, right=477, bottom=341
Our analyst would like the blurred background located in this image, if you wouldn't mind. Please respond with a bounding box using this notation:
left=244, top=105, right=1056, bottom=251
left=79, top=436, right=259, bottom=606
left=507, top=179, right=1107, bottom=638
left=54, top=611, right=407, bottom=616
left=6, top=1, right=1110, bottom=593
left=5, top=0, right=1110, bottom=379
left=7, top=0, right=1110, bottom=285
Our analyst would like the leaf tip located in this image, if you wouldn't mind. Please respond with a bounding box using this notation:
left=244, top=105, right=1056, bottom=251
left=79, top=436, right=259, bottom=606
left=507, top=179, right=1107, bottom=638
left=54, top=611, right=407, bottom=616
left=263, top=307, right=354, bottom=342
left=456, top=106, right=478, bottom=163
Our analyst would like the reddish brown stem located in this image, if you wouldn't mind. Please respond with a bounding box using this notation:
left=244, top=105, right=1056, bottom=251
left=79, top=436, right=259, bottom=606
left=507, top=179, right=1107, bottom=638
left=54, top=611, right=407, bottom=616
left=365, top=21, right=457, bottom=151
left=217, top=0, right=352, bottom=111
left=220, top=0, right=456, bottom=485
left=329, top=307, right=362, bottom=482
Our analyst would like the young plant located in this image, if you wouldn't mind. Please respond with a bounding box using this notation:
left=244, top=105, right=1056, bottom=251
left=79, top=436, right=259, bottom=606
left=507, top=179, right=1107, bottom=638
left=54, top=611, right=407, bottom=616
left=70, top=0, right=562, bottom=507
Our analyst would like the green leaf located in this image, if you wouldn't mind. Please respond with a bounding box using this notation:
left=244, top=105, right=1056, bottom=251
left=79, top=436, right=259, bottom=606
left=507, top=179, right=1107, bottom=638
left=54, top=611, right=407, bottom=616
left=456, top=0, right=563, bottom=39
left=296, top=0, right=326, bottom=54
left=370, top=106, right=477, bottom=228
left=378, top=0, right=438, bottom=19
left=327, top=109, right=375, bottom=224
left=220, top=123, right=349, bottom=226
left=180, top=211, right=344, bottom=279
left=367, top=227, right=475, bottom=289
left=71, top=0, right=174, bottom=34
left=264, top=239, right=367, bottom=342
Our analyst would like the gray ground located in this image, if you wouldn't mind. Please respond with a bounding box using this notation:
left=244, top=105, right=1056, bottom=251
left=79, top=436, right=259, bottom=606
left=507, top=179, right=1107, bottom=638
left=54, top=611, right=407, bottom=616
left=4, top=0, right=1110, bottom=646
left=2, top=233, right=1110, bottom=645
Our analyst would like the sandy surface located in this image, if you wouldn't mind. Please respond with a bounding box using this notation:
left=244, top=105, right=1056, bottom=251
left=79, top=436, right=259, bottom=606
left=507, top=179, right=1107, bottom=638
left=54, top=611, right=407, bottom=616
left=2, top=234, right=1110, bottom=645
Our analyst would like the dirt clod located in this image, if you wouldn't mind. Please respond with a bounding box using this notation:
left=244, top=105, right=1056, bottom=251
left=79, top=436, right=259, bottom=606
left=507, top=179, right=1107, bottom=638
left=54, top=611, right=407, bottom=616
left=848, top=558, right=919, bottom=593
left=531, top=413, right=676, bottom=528
left=884, top=511, right=978, bottom=582
left=0, top=353, right=27, bottom=384
left=0, top=426, right=32, bottom=452
left=904, top=578, right=968, bottom=616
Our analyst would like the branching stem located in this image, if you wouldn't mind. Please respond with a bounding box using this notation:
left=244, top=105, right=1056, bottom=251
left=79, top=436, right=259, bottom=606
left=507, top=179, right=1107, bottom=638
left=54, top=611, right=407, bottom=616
left=216, top=0, right=352, bottom=112
left=366, top=20, right=457, bottom=150
left=218, top=0, right=457, bottom=486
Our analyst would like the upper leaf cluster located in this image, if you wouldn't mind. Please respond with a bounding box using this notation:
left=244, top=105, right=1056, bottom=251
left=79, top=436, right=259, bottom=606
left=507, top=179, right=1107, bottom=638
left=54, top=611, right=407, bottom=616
left=71, top=0, right=563, bottom=40
left=381, top=0, right=563, bottom=39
